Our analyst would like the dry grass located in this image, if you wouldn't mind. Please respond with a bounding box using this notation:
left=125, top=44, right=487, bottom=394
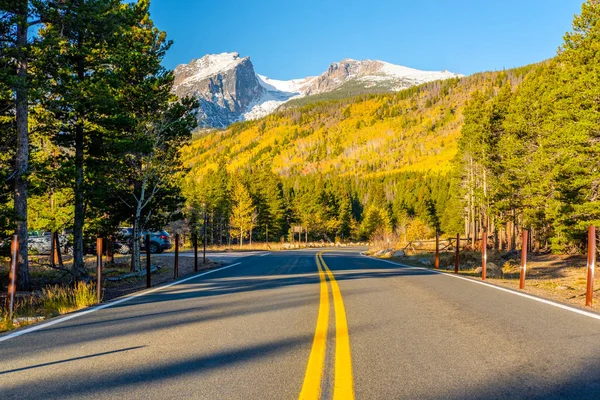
left=41, top=282, right=97, bottom=316
left=1, top=295, right=46, bottom=332
left=0, top=282, right=98, bottom=333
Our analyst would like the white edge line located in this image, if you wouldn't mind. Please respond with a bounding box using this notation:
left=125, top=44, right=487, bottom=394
left=359, top=253, right=600, bottom=322
left=259, top=252, right=271, bottom=257
left=0, top=262, right=242, bottom=343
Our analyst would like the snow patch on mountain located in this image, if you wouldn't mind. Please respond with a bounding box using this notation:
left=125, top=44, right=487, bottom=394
left=379, top=61, right=459, bottom=83
left=180, top=52, right=245, bottom=85
left=256, top=74, right=315, bottom=95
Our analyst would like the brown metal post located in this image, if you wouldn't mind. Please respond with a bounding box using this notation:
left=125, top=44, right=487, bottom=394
left=6, top=235, right=19, bottom=320
left=435, top=231, right=440, bottom=270
left=455, top=233, right=460, bottom=274
left=146, top=234, right=151, bottom=288
left=96, top=237, right=103, bottom=303
left=481, top=229, right=487, bottom=280
left=586, top=225, right=596, bottom=307
left=520, top=229, right=528, bottom=289
left=194, top=233, right=199, bottom=272
left=174, top=233, right=179, bottom=279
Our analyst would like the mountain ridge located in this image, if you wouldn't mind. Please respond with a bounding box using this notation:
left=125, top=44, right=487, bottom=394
left=172, top=52, right=462, bottom=128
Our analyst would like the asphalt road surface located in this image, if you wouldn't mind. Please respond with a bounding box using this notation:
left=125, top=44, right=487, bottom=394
left=156, top=250, right=269, bottom=264
left=2, top=249, right=600, bottom=399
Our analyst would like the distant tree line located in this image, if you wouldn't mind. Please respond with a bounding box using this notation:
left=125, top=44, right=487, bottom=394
left=186, top=163, right=458, bottom=246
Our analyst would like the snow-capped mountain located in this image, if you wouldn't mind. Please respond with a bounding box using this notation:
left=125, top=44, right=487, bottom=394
left=172, top=52, right=462, bottom=128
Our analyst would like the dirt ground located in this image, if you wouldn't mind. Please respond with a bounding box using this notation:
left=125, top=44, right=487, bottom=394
left=387, top=251, right=600, bottom=312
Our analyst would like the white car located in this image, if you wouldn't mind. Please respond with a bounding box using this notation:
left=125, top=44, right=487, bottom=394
left=28, top=232, right=68, bottom=255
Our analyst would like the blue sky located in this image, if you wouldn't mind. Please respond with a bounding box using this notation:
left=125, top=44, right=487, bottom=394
left=149, top=0, right=583, bottom=79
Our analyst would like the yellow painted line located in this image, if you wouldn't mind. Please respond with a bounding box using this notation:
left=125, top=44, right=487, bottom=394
left=319, top=252, right=355, bottom=400
left=298, top=253, right=330, bottom=400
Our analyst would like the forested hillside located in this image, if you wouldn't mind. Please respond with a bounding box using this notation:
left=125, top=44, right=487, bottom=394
left=182, top=1, right=600, bottom=252
left=183, top=69, right=527, bottom=178
left=181, top=66, right=534, bottom=245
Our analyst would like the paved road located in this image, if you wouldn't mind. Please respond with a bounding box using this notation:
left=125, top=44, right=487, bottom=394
left=2, top=249, right=600, bottom=399
left=156, top=250, right=269, bottom=264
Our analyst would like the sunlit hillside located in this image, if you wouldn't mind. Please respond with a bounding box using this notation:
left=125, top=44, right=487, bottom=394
left=181, top=66, right=533, bottom=182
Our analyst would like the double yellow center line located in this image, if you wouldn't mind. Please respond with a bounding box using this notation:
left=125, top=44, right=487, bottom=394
left=299, top=252, right=354, bottom=400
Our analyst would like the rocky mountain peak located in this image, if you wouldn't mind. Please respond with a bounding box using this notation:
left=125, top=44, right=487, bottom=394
left=172, top=53, right=463, bottom=128
left=172, top=52, right=264, bottom=128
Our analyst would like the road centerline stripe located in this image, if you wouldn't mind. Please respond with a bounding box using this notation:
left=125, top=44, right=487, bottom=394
left=299, top=253, right=330, bottom=399
left=320, top=252, right=355, bottom=400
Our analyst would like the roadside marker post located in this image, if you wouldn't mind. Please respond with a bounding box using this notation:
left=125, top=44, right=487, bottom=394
left=146, top=234, right=151, bottom=288
left=481, top=229, right=487, bottom=281
left=174, top=233, right=180, bottom=279
left=455, top=233, right=460, bottom=274
left=520, top=229, right=528, bottom=289
left=96, top=237, right=103, bottom=303
left=6, top=235, right=18, bottom=320
left=586, top=225, right=596, bottom=307
left=435, top=231, right=439, bottom=270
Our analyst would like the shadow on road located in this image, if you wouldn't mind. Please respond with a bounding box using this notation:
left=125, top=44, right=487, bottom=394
left=0, top=346, right=146, bottom=376
left=0, top=252, right=434, bottom=361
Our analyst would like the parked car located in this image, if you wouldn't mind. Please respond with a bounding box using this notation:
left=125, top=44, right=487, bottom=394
left=141, top=230, right=173, bottom=253
left=119, top=228, right=172, bottom=254
left=82, top=237, right=130, bottom=256
left=28, top=231, right=68, bottom=255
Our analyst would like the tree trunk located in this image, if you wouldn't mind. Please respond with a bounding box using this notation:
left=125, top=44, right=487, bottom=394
left=14, top=4, right=30, bottom=289
left=106, top=238, right=114, bottom=263
left=469, top=156, right=475, bottom=245
left=72, top=121, right=86, bottom=279
left=219, top=217, right=223, bottom=246
left=511, top=208, right=517, bottom=251
left=493, top=228, right=499, bottom=251
left=534, top=228, right=540, bottom=254
left=210, top=212, right=214, bottom=245
left=54, top=232, right=64, bottom=268
left=132, top=207, right=143, bottom=272
left=50, top=231, right=56, bottom=268
left=72, top=44, right=88, bottom=280
left=239, top=229, right=243, bottom=249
